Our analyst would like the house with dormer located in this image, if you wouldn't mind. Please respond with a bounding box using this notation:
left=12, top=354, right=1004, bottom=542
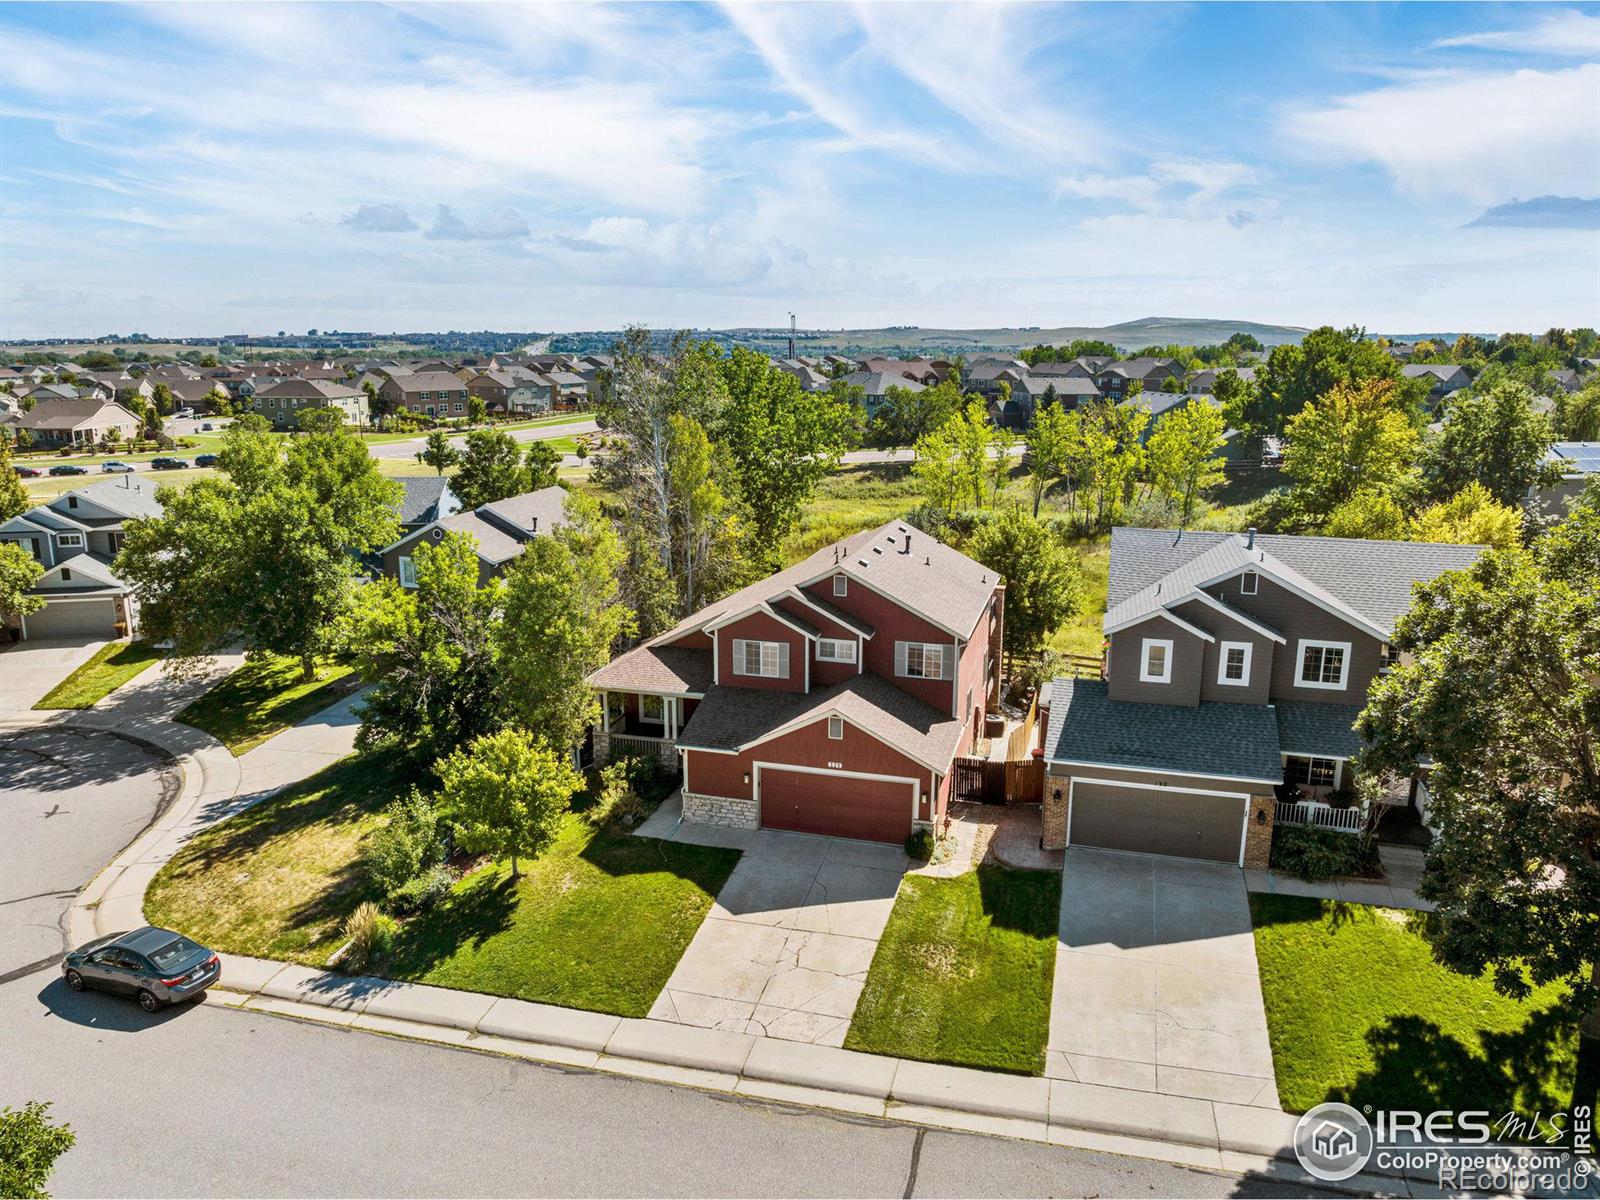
left=0, top=476, right=163, bottom=639
left=1038, top=527, right=1482, bottom=866
left=587, top=522, right=1004, bottom=844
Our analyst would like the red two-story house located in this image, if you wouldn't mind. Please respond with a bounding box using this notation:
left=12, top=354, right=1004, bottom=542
left=587, top=522, right=1005, bottom=844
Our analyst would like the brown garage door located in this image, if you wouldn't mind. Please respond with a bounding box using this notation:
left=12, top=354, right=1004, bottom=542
left=1069, top=781, right=1244, bottom=863
left=759, top=769, right=914, bottom=844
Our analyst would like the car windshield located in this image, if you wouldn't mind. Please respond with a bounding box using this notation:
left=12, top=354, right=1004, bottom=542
left=146, top=936, right=205, bottom=971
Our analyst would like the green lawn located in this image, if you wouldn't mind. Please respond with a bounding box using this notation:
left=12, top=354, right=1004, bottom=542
left=178, top=653, right=357, bottom=755
left=34, top=640, right=163, bottom=709
left=1250, top=894, right=1581, bottom=1114
left=845, top=866, right=1061, bottom=1074
left=146, top=751, right=740, bottom=1017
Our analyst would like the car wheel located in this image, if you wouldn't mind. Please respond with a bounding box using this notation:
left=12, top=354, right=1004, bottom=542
left=65, top=969, right=85, bottom=992
left=137, top=988, right=161, bottom=1013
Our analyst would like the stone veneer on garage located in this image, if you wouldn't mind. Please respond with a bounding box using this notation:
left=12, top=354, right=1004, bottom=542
left=682, top=791, right=760, bottom=829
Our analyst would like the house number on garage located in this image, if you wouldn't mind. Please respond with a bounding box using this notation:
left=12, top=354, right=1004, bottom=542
left=827, top=762, right=843, bottom=770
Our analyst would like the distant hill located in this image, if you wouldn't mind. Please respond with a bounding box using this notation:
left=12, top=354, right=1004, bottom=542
left=704, top=317, right=1313, bottom=357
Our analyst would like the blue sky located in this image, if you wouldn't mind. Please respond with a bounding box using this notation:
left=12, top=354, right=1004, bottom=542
left=1, top=2, right=1597, bottom=338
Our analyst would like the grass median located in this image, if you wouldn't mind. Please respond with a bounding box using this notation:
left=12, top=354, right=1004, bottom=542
left=177, top=652, right=357, bottom=755
left=34, top=640, right=163, bottom=709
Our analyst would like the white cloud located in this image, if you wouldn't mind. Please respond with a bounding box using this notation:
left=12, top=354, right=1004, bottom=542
left=424, top=205, right=530, bottom=241
left=1055, top=160, right=1259, bottom=213
left=1285, top=64, right=1600, bottom=203
left=343, top=204, right=417, bottom=233
left=542, top=217, right=776, bottom=288
left=1433, top=9, right=1600, bottom=56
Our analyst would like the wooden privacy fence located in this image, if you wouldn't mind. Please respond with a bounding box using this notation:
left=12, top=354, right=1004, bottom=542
left=953, top=755, right=1044, bottom=805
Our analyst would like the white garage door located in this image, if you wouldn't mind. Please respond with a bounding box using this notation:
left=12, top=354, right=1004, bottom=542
left=25, top=599, right=119, bottom=641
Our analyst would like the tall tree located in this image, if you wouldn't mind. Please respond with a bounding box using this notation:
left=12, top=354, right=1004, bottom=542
left=1555, top=380, right=1600, bottom=441
left=871, top=380, right=961, bottom=449
left=1421, top=379, right=1553, bottom=505
left=1248, top=325, right=1413, bottom=438
left=714, top=347, right=857, bottom=568
left=437, top=728, right=582, bottom=879
left=467, top=394, right=488, bottom=425
left=452, top=429, right=527, bottom=508
left=968, top=507, right=1084, bottom=657
left=1283, top=378, right=1419, bottom=525
left=497, top=493, right=635, bottom=752
left=0, top=440, right=29, bottom=521
left=115, top=418, right=399, bottom=680
left=1023, top=400, right=1079, bottom=517
left=1145, top=402, right=1227, bottom=526
left=523, top=440, right=561, bottom=490
left=333, top=532, right=503, bottom=762
left=416, top=430, right=458, bottom=476
left=1356, top=489, right=1600, bottom=1103
left=0, top=542, right=45, bottom=627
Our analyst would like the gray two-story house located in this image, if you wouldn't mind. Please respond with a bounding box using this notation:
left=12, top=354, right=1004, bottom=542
left=0, top=476, right=162, bottom=639
left=1039, top=527, right=1481, bottom=866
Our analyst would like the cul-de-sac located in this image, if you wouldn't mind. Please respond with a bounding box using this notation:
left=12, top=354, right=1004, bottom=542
left=2, top=4, right=1597, bottom=1199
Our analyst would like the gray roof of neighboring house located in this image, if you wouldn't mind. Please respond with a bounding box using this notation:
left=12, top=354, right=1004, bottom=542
left=414, top=511, right=527, bottom=564
left=17, top=398, right=140, bottom=431
left=1043, top=678, right=1283, bottom=782
left=840, top=370, right=924, bottom=395
left=396, top=476, right=460, bottom=526
left=588, top=645, right=714, bottom=694
left=1105, top=527, right=1483, bottom=640
left=1121, top=390, right=1217, bottom=418
left=676, top=673, right=966, bottom=770
left=256, top=378, right=361, bottom=400
left=477, top=486, right=569, bottom=538
left=388, top=371, right=467, bottom=395
left=1273, top=701, right=1365, bottom=760
left=57, top=476, right=166, bottom=520
left=1402, top=363, right=1467, bottom=381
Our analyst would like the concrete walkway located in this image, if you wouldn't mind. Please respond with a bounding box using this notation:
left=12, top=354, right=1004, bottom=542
left=0, top=637, right=109, bottom=712
left=1049, top=849, right=1279, bottom=1111
left=1244, top=843, right=1435, bottom=912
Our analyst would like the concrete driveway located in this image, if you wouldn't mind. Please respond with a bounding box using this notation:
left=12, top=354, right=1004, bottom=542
left=1047, top=848, right=1279, bottom=1109
left=642, top=800, right=908, bottom=1046
left=0, top=638, right=109, bottom=712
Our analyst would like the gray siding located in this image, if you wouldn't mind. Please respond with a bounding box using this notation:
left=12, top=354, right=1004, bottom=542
left=1201, top=575, right=1383, bottom=704
left=1168, top=598, right=1278, bottom=705
left=1105, top=615, right=1204, bottom=706
left=381, top=532, right=500, bottom=588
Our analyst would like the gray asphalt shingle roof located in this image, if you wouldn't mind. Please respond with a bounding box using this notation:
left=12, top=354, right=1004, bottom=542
left=1273, top=701, right=1365, bottom=760
left=588, top=645, right=714, bottom=695
left=1043, top=678, right=1283, bottom=783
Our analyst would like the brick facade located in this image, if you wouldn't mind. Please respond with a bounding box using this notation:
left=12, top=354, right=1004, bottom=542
left=1243, top=793, right=1275, bottom=869
left=682, top=791, right=760, bottom=829
left=1042, top=776, right=1069, bottom=851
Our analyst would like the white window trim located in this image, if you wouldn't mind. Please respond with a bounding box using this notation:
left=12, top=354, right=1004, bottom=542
left=1217, top=640, right=1253, bottom=687
left=1240, top=570, right=1258, bottom=595
left=639, top=693, right=665, bottom=725
left=397, top=555, right=417, bottom=588
left=732, top=637, right=786, bottom=679
left=832, top=573, right=848, bottom=597
left=55, top=532, right=84, bottom=548
left=1296, top=638, right=1352, bottom=691
left=827, top=716, right=844, bottom=740
left=817, top=638, right=856, bottom=664
left=899, top=641, right=947, bottom=680
left=1139, top=638, right=1173, bottom=684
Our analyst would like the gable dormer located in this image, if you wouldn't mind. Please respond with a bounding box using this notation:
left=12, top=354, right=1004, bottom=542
left=707, top=605, right=814, bottom=693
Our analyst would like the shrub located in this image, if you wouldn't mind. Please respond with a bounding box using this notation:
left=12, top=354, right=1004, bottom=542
left=340, top=901, right=395, bottom=972
left=585, top=760, right=645, bottom=829
left=905, top=827, right=936, bottom=861
left=0, top=1101, right=75, bottom=1200
left=359, top=789, right=447, bottom=897
left=1270, top=825, right=1383, bottom=881
left=384, top=865, right=455, bottom=915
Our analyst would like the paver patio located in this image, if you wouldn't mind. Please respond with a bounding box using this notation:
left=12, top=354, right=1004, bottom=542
left=640, top=797, right=909, bottom=1046
left=1048, top=848, right=1279, bottom=1109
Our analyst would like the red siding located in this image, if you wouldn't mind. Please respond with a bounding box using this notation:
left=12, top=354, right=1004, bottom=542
left=657, top=628, right=713, bottom=653
left=685, top=717, right=939, bottom=822
left=803, top=578, right=956, bottom=711
left=773, top=595, right=862, bottom=689
left=714, top=610, right=806, bottom=692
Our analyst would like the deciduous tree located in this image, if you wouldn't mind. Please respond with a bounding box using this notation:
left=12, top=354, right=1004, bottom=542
left=0, top=440, right=29, bottom=521
left=437, top=728, right=581, bottom=879
left=1023, top=401, right=1079, bottom=517
left=1145, top=402, right=1226, bottom=526
left=0, top=1100, right=75, bottom=1200
left=1283, top=378, right=1419, bottom=525
left=0, top=542, right=45, bottom=626
left=968, top=506, right=1083, bottom=657
left=452, top=429, right=527, bottom=508
left=416, top=430, right=458, bottom=476
left=1411, top=482, right=1522, bottom=549
left=1421, top=380, right=1553, bottom=505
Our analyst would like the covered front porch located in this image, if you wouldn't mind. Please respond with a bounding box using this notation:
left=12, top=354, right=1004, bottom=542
left=594, top=688, right=696, bottom=767
left=1272, top=701, right=1429, bottom=841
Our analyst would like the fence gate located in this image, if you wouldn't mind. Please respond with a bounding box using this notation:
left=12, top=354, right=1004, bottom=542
left=953, top=756, right=1008, bottom=804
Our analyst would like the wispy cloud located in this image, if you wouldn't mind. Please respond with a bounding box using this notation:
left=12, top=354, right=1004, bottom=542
left=1433, top=9, right=1600, bottom=56
left=1465, top=195, right=1600, bottom=230
left=424, top=205, right=530, bottom=241
left=343, top=204, right=418, bottom=233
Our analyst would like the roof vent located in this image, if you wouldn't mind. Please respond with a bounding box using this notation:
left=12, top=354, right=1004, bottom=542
left=902, top=532, right=912, bottom=555
left=1246, top=526, right=1257, bottom=549
left=530, top=516, right=538, bottom=533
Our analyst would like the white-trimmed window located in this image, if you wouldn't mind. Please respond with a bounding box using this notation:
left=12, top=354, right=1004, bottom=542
left=1240, top=570, right=1258, bottom=596
left=639, top=694, right=664, bottom=725
left=733, top=638, right=787, bottom=678
left=1284, top=756, right=1338, bottom=789
left=827, top=716, right=844, bottom=740
left=817, top=638, right=856, bottom=664
left=832, top=574, right=848, bottom=597
left=1218, top=640, right=1252, bottom=687
left=397, top=555, right=417, bottom=588
left=55, top=532, right=84, bottom=548
left=1139, top=638, right=1173, bottom=683
left=1297, top=639, right=1350, bottom=690
left=897, top=641, right=947, bottom=679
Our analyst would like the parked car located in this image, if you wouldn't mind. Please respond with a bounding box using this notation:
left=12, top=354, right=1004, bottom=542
left=173, top=407, right=195, bottom=419
left=62, top=927, right=220, bottom=1012
left=194, top=453, right=218, bottom=467
left=13, top=465, right=43, bottom=478
left=150, top=457, right=189, bottom=470
left=101, top=461, right=134, bottom=474
left=49, top=464, right=88, bottom=476
left=200, top=423, right=215, bottom=431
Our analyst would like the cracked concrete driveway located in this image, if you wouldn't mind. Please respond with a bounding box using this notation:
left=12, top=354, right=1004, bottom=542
left=1047, top=848, right=1280, bottom=1109
left=647, top=825, right=909, bottom=1046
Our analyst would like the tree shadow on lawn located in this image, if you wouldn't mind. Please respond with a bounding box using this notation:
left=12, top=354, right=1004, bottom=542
left=386, top=868, right=520, bottom=970
left=577, top=825, right=741, bottom=892
left=1339, top=1004, right=1581, bottom=1116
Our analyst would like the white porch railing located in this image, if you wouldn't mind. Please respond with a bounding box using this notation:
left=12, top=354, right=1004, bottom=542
left=605, top=732, right=673, bottom=761
left=1276, top=800, right=1365, bottom=834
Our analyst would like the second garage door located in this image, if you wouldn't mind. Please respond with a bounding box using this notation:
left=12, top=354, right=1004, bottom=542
left=1069, top=781, right=1245, bottom=864
left=759, top=768, right=914, bottom=844
left=24, top=598, right=119, bottom=641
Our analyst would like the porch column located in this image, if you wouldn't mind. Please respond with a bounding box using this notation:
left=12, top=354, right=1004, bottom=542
left=667, top=698, right=678, bottom=741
